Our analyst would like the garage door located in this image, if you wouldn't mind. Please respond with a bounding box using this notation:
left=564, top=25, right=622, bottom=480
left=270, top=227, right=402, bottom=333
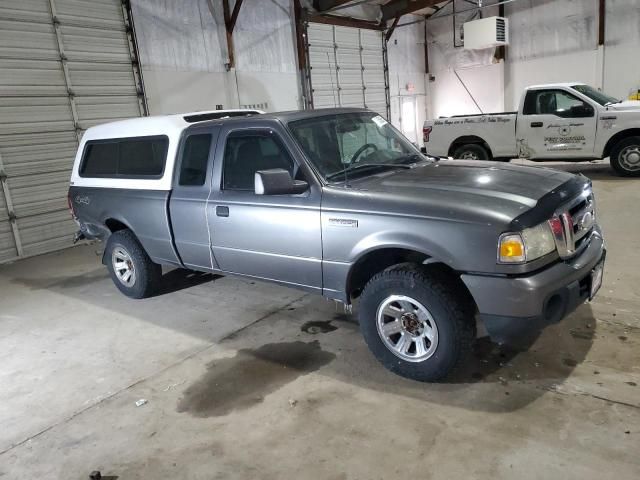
left=306, top=23, right=390, bottom=119
left=0, top=0, right=145, bottom=262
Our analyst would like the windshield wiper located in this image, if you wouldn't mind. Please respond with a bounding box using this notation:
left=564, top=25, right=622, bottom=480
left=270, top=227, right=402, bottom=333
left=393, top=153, right=433, bottom=164
left=325, top=163, right=411, bottom=182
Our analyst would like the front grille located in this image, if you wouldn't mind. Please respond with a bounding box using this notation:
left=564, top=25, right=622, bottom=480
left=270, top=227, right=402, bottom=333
left=554, top=190, right=596, bottom=259
left=571, top=193, right=595, bottom=243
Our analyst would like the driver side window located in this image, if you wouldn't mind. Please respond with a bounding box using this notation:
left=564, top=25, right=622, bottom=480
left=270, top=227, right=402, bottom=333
left=222, top=132, right=296, bottom=191
left=523, top=90, right=592, bottom=118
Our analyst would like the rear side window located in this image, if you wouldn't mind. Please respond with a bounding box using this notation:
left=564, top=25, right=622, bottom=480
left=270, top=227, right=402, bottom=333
left=179, top=134, right=213, bottom=186
left=81, top=142, right=118, bottom=176
left=80, top=136, right=168, bottom=178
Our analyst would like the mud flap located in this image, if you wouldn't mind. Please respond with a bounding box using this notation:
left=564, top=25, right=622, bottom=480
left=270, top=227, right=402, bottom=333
left=73, top=230, right=86, bottom=244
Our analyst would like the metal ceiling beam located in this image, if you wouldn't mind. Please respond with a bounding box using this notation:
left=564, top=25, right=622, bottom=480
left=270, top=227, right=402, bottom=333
left=385, top=16, right=401, bottom=41
left=222, top=0, right=244, bottom=69
left=309, top=13, right=384, bottom=30
left=227, top=0, right=244, bottom=32
left=598, top=0, right=605, bottom=46
left=313, top=0, right=356, bottom=11
left=381, top=0, right=441, bottom=21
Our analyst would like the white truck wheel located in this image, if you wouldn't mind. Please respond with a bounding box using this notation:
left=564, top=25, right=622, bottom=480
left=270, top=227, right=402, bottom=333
left=610, top=136, right=640, bottom=177
left=453, top=144, right=490, bottom=160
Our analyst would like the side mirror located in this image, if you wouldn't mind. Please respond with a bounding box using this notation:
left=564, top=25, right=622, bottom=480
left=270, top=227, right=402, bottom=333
left=566, top=104, right=594, bottom=118
left=420, top=146, right=427, bottom=154
left=255, top=169, right=308, bottom=195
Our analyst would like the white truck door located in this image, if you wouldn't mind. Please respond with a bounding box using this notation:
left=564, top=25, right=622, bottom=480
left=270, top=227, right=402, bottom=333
left=516, top=89, right=597, bottom=159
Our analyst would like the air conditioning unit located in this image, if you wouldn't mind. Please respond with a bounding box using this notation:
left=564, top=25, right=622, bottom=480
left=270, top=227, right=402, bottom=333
left=463, top=16, right=508, bottom=50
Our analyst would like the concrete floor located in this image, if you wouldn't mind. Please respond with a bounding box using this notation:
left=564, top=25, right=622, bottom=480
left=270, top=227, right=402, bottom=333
left=1, top=160, right=639, bottom=479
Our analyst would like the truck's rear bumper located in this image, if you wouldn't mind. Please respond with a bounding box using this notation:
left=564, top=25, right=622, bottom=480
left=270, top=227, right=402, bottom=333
left=460, top=227, right=605, bottom=340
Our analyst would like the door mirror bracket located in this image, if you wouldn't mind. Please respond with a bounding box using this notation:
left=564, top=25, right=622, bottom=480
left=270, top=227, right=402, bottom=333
left=255, top=169, right=308, bottom=195
left=559, top=104, right=594, bottom=118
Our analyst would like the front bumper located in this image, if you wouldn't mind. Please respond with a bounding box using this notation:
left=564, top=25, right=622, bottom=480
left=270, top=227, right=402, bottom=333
left=461, top=227, right=605, bottom=339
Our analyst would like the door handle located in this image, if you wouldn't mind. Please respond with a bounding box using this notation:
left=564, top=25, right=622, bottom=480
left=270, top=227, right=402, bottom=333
left=530, top=122, right=543, bottom=128
left=216, top=206, right=229, bottom=217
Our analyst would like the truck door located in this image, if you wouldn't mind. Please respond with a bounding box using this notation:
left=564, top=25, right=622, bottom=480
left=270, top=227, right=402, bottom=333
left=169, top=126, right=220, bottom=271
left=207, top=122, right=323, bottom=292
left=517, top=88, right=597, bottom=159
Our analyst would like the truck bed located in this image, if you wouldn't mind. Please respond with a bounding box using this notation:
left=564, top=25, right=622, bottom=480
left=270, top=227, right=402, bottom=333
left=446, top=112, right=517, bottom=118
left=425, top=112, right=518, bottom=159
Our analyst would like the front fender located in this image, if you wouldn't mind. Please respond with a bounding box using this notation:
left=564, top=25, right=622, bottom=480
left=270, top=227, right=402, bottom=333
left=348, top=230, right=455, bottom=268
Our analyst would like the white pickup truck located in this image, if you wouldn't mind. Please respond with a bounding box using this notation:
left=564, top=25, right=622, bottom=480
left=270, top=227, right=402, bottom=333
left=423, top=83, right=640, bottom=176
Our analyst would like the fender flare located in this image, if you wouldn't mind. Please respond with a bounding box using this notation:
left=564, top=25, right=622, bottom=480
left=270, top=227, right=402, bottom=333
left=448, top=135, right=494, bottom=159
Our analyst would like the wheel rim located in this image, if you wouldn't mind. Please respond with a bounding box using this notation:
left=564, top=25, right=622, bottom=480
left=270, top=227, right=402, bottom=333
left=376, top=295, right=439, bottom=363
left=112, top=246, right=136, bottom=287
left=618, top=145, right=640, bottom=171
left=460, top=151, right=479, bottom=160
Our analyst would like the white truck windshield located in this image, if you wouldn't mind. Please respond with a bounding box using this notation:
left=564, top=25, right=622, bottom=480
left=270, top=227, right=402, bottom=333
left=572, top=84, right=620, bottom=106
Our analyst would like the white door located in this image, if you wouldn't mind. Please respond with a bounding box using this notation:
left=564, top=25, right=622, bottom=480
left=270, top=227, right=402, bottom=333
left=306, top=23, right=389, bottom=118
left=516, top=89, right=597, bottom=159
left=400, top=97, right=418, bottom=144
left=0, top=0, right=144, bottom=262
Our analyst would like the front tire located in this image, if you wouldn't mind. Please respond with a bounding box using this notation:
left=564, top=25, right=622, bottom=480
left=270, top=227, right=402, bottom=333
left=105, top=230, right=162, bottom=299
left=453, top=143, right=490, bottom=160
left=610, top=136, right=640, bottom=176
left=358, top=264, right=476, bottom=382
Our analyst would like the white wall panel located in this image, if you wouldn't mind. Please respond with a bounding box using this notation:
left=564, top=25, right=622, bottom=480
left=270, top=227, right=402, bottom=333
left=503, top=0, right=597, bottom=111
left=426, top=2, right=502, bottom=118
left=132, top=0, right=300, bottom=113
left=603, top=0, right=640, bottom=100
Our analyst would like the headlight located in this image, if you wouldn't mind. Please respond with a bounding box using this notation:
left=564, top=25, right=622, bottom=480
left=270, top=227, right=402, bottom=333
left=498, top=221, right=556, bottom=264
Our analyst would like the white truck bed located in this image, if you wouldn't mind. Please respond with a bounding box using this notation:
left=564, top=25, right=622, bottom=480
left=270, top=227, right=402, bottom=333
left=424, top=112, right=518, bottom=159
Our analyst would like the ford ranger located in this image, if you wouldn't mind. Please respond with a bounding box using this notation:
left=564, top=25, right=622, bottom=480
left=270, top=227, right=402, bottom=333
left=68, top=108, right=605, bottom=381
left=423, top=83, right=640, bottom=176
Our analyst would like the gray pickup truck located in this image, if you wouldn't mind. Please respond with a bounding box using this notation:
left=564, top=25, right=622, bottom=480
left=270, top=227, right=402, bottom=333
left=68, top=108, right=605, bottom=381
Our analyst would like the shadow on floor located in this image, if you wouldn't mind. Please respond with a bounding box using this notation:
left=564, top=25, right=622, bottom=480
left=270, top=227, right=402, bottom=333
left=178, top=299, right=596, bottom=415
left=11, top=266, right=219, bottom=298
left=153, top=269, right=221, bottom=297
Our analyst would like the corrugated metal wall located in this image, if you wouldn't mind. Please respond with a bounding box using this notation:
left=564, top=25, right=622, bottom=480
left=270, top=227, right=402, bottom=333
left=306, top=23, right=390, bottom=118
left=0, top=0, right=144, bottom=262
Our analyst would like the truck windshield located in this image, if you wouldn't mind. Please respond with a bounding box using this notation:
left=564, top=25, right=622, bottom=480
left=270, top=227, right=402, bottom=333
left=572, top=84, right=620, bottom=106
left=287, top=112, right=426, bottom=182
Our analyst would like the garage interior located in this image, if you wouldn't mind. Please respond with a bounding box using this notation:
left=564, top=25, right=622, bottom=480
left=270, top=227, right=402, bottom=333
left=1, top=0, right=639, bottom=478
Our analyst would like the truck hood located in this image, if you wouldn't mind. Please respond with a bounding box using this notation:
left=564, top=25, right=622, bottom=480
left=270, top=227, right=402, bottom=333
left=345, top=160, right=576, bottom=224
left=608, top=100, right=640, bottom=111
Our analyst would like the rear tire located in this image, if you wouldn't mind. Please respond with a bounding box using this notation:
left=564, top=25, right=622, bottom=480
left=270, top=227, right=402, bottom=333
left=358, top=264, right=476, bottom=382
left=105, top=230, right=162, bottom=299
left=610, top=136, right=640, bottom=177
left=453, top=143, right=490, bottom=160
